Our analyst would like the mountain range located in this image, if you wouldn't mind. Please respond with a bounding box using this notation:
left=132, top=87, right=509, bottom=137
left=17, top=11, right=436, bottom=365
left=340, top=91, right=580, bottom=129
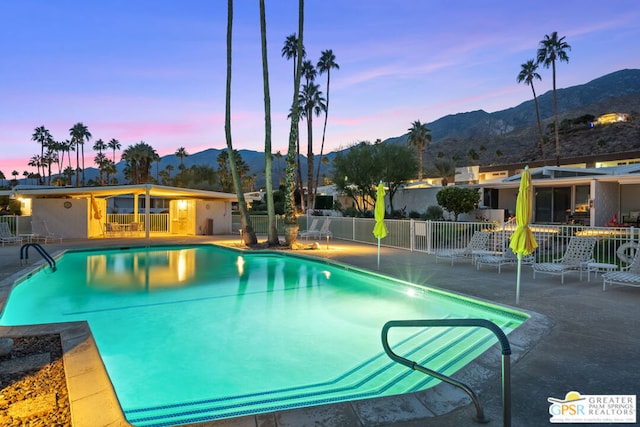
left=89, top=68, right=640, bottom=187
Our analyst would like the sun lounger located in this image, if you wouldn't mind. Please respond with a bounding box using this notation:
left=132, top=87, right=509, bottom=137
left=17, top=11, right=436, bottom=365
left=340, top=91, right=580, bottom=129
left=602, top=241, right=640, bottom=291
left=532, top=236, right=596, bottom=283
left=0, top=222, right=23, bottom=246
left=476, top=246, right=535, bottom=274
left=435, top=231, right=490, bottom=266
left=31, top=220, right=63, bottom=243
left=299, top=219, right=320, bottom=240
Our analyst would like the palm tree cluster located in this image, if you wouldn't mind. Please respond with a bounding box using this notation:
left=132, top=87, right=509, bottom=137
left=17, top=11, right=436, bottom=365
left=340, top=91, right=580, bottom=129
left=517, top=31, right=571, bottom=166
left=281, top=34, right=339, bottom=212
left=28, top=123, right=122, bottom=187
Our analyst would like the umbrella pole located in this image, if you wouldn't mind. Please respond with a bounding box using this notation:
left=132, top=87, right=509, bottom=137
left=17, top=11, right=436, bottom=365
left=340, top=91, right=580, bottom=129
left=516, top=254, right=522, bottom=304
left=377, top=238, right=381, bottom=269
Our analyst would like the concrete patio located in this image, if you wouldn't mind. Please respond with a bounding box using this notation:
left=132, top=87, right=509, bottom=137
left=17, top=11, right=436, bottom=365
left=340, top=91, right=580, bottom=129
left=0, top=236, right=638, bottom=426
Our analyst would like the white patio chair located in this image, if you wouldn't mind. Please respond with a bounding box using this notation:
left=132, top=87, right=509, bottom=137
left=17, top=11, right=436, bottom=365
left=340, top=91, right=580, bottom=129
left=602, top=241, right=640, bottom=291
left=532, top=236, right=596, bottom=284
left=435, top=231, right=491, bottom=266
left=32, top=220, right=63, bottom=243
left=0, top=222, right=23, bottom=246
left=318, top=219, right=332, bottom=239
left=476, top=246, right=535, bottom=274
left=299, top=219, right=320, bottom=240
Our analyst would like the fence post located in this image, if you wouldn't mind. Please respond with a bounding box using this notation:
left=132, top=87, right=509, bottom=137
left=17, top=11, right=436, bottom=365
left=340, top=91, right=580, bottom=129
left=410, top=219, right=415, bottom=252
left=427, top=220, right=432, bottom=254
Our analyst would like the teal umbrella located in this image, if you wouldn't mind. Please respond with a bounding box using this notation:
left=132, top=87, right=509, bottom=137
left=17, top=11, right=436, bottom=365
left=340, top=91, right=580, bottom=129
left=373, top=182, right=388, bottom=269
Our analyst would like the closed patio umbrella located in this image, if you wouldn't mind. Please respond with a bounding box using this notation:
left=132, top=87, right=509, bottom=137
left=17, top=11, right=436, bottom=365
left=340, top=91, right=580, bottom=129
left=373, top=182, right=388, bottom=269
left=509, top=166, right=538, bottom=304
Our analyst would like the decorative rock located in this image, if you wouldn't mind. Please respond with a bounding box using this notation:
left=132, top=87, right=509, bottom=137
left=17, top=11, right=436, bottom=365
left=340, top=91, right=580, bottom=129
left=0, top=338, right=14, bottom=357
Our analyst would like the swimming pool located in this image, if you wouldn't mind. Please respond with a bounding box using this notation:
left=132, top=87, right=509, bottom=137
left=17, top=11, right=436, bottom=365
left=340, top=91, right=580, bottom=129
left=1, top=245, right=528, bottom=426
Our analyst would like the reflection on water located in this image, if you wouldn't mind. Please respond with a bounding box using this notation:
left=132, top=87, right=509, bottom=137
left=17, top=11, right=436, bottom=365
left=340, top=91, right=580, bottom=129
left=86, top=249, right=197, bottom=291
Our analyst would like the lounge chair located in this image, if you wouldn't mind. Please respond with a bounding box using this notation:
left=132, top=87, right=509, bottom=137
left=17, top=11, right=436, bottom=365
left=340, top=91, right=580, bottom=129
left=476, top=246, right=535, bottom=274
left=602, top=242, right=640, bottom=291
left=435, top=231, right=491, bottom=266
left=129, top=222, right=143, bottom=236
left=318, top=219, right=332, bottom=239
left=532, top=236, right=596, bottom=284
left=299, top=219, right=320, bottom=240
left=32, top=220, right=63, bottom=243
left=0, top=222, right=23, bottom=246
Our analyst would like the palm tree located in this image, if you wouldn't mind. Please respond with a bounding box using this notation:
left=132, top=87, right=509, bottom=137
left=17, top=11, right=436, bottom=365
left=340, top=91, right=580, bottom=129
left=28, top=155, right=42, bottom=183
left=31, top=126, right=52, bottom=184
left=282, top=32, right=307, bottom=214
left=121, top=142, right=159, bottom=184
left=69, top=122, right=92, bottom=186
left=281, top=33, right=305, bottom=83
left=299, top=82, right=326, bottom=209
left=225, top=0, right=257, bottom=245
left=108, top=138, right=121, bottom=163
left=407, top=120, right=432, bottom=180
left=314, top=49, right=339, bottom=206
left=517, top=59, right=546, bottom=160
left=283, top=0, right=305, bottom=245
left=258, top=0, right=279, bottom=245
left=94, top=152, right=108, bottom=185
left=175, top=146, right=189, bottom=170
left=537, top=31, right=571, bottom=166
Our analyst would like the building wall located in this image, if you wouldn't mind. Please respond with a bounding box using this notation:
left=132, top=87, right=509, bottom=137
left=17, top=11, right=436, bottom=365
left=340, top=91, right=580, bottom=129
left=593, top=181, right=619, bottom=227
left=620, top=184, right=640, bottom=216
left=195, top=201, right=232, bottom=235
left=391, top=187, right=441, bottom=216
left=32, top=198, right=89, bottom=238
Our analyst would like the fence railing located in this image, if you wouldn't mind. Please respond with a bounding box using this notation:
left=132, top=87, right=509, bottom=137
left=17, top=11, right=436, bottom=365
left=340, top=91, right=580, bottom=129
left=235, top=214, right=639, bottom=268
left=106, top=214, right=169, bottom=233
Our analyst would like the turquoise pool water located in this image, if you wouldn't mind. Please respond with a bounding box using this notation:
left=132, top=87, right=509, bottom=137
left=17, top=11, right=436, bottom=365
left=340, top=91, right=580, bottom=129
left=1, top=245, right=527, bottom=426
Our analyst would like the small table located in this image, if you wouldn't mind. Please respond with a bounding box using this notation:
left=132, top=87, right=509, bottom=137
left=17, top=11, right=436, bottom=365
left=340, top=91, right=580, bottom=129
left=586, top=262, right=618, bottom=281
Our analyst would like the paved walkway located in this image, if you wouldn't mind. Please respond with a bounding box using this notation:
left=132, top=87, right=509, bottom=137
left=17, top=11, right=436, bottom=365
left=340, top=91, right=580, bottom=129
left=1, top=236, right=638, bottom=426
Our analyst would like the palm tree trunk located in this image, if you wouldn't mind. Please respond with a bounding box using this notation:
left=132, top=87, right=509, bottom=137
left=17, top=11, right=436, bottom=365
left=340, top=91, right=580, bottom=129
left=552, top=60, right=560, bottom=166
left=306, top=110, right=314, bottom=211
left=225, top=0, right=256, bottom=245
left=314, top=73, right=330, bottom=208
left=259, top=0, right=279, bottom=245
left=75, top=142, right=80, bottom=187
left=531, top=84, right=545, bottom=161
left=283, top=0, right=304, bottom=245
left=81, top=143, right=85, bottom=186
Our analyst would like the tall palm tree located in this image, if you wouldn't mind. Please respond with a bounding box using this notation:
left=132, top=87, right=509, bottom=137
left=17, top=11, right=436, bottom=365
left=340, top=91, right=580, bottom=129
left=94, top=152, right=108, bottom=185
left=314, top=49, right=339, bottom=206
left=225, top=0, right=256, bottom=245
left=283, top=0, right=305, bottom=245
left=299, top=82, right=326, bottom=209
left=108, top=138, right=121, bottom=163
left=259, top=0, right=279, bottom=245
left=69, top=122, right=92, bottom=187
left=93, top=138, right=107, bottom=155
left=31, top=126, right=52, bottom=184
left=537, top=31, right=571, bottom=166
left=517, top=59, right=546, bottom=160
left=282, top=32, right=306, bottom=214
left=175, top=146, right=189, bottom=170
left=121, top=142, right=158, bottom=184
left=281, top=33, right=305, bottom=83
left=407, top=120, right=432, bottom=180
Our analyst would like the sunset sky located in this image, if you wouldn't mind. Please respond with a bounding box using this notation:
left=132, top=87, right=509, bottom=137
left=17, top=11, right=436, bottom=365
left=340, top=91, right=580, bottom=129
left=1, top=1, right=639, bottom=177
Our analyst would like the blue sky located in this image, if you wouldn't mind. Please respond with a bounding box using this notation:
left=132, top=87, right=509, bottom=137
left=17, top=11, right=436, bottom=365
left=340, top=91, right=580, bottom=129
left=2, top=0, right=639, bottom=176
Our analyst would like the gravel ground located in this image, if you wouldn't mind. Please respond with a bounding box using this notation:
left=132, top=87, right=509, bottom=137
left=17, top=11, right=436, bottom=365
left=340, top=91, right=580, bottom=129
left=0, top=335, right=71, bottom=426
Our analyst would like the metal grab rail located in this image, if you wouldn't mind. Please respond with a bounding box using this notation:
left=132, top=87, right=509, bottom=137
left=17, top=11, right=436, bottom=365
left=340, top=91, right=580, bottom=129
left=20, top=243, right=57, bottom=272
left=381, top=318, right=511, bottom=427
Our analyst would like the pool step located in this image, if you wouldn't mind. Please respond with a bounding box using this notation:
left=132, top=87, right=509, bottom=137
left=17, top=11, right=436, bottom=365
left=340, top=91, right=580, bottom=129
left=126, top=318, right=516, bottom=427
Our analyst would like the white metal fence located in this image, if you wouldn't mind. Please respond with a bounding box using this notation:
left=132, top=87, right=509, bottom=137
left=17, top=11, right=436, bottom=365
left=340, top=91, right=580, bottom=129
left=236, top=215, right=639, bottom=268
left=106, top=214, right=169, bottom=233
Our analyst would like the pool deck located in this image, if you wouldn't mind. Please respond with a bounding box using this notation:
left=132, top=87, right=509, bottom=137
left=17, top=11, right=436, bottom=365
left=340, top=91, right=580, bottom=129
left=1, top=236, right=638, bottom=426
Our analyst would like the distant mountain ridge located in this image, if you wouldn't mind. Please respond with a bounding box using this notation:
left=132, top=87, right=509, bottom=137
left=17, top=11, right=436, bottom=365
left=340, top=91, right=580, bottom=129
left=83, top=69, right=640, bottom=186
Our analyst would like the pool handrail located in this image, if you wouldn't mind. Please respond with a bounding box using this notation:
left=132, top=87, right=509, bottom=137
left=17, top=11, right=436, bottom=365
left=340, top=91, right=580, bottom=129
left=381, top=318, right=511, bottom=427
left=20, top=243, right=57, bottom=272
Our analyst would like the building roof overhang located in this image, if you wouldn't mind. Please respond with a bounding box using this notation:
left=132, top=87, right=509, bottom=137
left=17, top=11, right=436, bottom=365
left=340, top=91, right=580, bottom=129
left=0, top=184, right=247, bottom=201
